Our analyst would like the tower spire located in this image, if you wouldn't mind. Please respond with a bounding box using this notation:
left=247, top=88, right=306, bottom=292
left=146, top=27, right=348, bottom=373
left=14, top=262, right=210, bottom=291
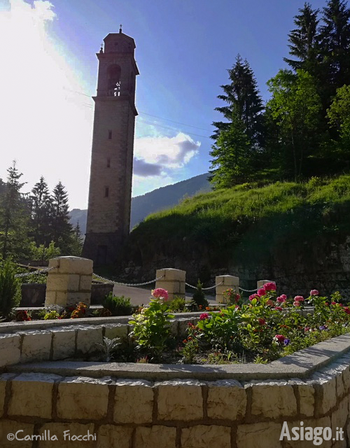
left=119, top=24, right=122, bottom=33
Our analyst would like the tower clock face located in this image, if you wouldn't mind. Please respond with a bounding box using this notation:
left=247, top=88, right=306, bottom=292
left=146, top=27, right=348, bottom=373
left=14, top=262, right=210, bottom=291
left=82, top=31, right=139, bottom=266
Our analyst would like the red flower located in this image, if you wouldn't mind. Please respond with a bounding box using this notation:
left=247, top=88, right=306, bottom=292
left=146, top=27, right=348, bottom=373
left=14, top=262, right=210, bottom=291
left=277, top=295, right=287, bottom=303
left=249, top=294, right=259, bottom=301
left=344, top=307, right=350, bottom=315
left=257, top=288, right=266, bottom=297
left=199, top=313, right=209, bottom=320
left=275, top=306, right=283, bottom=311
left=258, top=318, right=266, bottom=325
left=263, top=282, right=276, bottom=291
left=274, top=334, right=286, bottom=343
left=294, top=296, right=304, bottom=302
left=310, top=289, right=319, bottom=296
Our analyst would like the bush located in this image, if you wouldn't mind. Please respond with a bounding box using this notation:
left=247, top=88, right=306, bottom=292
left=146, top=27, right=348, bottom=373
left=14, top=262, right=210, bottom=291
left=167, top=296, right=186, bottom=312
left=103, top=293, right=133, bottom=316
left=0, top=260, right=20, bottom=319
left=191, top=279, right=209, bottom=309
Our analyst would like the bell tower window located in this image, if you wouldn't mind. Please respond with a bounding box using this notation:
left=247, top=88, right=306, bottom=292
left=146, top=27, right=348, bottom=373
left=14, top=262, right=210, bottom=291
left=107, top=64, right=121, bottom=97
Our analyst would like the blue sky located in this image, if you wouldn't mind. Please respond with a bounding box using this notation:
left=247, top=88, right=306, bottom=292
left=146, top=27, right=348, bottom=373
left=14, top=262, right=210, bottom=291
left=0, top=0, right=328, bottom=208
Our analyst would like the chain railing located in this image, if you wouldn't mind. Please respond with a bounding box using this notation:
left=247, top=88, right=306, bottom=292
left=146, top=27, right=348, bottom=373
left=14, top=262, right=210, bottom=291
left=92, top=273, right=165, bottom=288
left=239, top=287, right=258, bottom=293
left=185, top=281, right=223, bottom=291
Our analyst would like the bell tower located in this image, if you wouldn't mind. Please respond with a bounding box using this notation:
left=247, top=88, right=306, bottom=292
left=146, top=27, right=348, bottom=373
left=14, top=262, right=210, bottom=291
left=83, top=28, right=139, bottom=265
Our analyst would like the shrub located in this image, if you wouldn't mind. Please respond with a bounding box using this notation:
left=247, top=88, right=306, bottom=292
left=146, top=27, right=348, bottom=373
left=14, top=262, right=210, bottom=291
left=0, top=260, right=20, bottom=319
left=167, top=296, right=186, bottom=312
left=129, top=290, right=174, bottom=360
left=191, top=279, right=209, bottom=309
left=103, top=293, right=133, bottom=316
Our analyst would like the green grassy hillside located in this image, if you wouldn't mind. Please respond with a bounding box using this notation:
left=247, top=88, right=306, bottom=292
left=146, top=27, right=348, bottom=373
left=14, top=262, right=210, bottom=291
left=126, top=175, right=350, bottom=268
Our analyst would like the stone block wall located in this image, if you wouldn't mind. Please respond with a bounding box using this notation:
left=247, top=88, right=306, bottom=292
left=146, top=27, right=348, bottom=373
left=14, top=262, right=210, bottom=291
left=1, top=318, right=350, bottom=447
left=1, top=353, right=350, bottom=447
left=0, top=317, right=200, bottom=369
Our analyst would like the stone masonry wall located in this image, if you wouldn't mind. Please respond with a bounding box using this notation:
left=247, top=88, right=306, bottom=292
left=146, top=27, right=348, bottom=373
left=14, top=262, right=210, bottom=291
left=1, top=319, right=350, bottom=447
left=0, top=353, right=350, bottom=447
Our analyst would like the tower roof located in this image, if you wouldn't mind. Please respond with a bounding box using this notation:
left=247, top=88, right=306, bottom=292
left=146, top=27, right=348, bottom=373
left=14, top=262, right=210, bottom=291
left=103, top=32, right=136, bottom=51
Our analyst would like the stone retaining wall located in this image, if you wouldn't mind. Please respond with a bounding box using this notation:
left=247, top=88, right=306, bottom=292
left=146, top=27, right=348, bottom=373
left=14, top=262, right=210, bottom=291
left=0, top=317, right=199, bottom=368
left=0, top=353, right=350, bottom=448
left=0, top=319, right=350, bottom=447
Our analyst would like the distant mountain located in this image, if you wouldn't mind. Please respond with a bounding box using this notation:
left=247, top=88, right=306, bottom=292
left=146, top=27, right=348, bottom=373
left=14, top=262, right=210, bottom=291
left=69, top=173, right=211, bottom=234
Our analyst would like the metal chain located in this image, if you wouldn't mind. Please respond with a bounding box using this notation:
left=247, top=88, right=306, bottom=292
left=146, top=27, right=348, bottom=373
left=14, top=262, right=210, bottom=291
left=15, top=266, right=56, bottom=278
left=239, top=287, right=258, bottom=293
left=185, top=281, right=223, bottom=291
left=92, top=273, right=165, bottom=287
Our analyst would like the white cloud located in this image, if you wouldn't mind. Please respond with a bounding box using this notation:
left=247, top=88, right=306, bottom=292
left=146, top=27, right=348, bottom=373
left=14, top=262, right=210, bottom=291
left=132, top=131, right=201, bottom=196
left=134, top=132, right=200, bottom=171
left=0, top=0, right=93, bottom=209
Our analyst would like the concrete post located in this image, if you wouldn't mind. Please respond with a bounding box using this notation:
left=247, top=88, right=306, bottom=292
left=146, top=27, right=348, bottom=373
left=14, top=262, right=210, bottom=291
left=45, top=256, right=93, bottom=308
left=155, top=268, right=186, bottom=300
left=216, top=275, right=239, bottom=303
left=257, top=280, right=275, bottom=290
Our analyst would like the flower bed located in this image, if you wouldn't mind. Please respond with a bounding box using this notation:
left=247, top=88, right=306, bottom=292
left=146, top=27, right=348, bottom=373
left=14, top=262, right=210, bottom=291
left=124, top=284, right=350, bottom=364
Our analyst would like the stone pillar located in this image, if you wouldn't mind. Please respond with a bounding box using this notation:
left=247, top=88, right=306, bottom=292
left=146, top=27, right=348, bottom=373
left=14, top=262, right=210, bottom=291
left=257, top=280, right=275, bottom=290
left=45, top=256, right=93, bottom=308
left=155, top=268, right=186, bottom=300
left=216, top=275, right=239, bottom=303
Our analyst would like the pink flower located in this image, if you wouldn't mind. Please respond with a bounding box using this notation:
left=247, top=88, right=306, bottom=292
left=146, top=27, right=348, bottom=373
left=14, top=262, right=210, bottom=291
left=263, top=282, right=276, bottom=291
left=249, top=294, right=259, bottom=301
left=293, top=301, right=301, bottom=307
left=152, top=288, right=169, bottom=301
left=199, top=313, right=209, bottom=320
left=257, top=288, right=266, bottom=296
left=277, top=294, right=287, bottom=303
left=294, top=295, right=304, bottom=302
left=275, top=306, right=283, bottom=311
left=310, top=289, right=319, bottom=296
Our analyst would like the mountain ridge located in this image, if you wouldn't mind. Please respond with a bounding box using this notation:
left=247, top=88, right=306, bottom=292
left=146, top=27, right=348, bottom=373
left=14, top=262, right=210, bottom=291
left=70, top=172, right=211, bottom=234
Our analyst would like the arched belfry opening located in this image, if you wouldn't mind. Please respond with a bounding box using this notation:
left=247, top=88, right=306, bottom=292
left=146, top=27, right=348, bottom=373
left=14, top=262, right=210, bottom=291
left=107, top=64, right=121, bottom=96
left=83, top=30, right=139, bottom=266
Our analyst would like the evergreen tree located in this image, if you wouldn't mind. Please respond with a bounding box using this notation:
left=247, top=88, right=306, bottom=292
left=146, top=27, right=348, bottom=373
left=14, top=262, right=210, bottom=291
left=284, top=2, right=320, bottom=75
left=319, top=0, right=350, bottom=101
left=51, top=181, right=75, bottom=253
left=30, top=176, right=52, bottom=246
left=0, top=162, right=31, bottom=259
left=210, top=56, right=264, bottom=187
left=210, top=104, right=251, bottom=187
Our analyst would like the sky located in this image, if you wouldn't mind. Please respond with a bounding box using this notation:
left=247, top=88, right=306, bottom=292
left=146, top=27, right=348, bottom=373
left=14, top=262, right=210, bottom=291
left=0, top=0, right=329, bottom=209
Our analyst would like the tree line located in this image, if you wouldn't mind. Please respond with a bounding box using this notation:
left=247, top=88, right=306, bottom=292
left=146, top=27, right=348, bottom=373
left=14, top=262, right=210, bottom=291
left=210, top=0, right=350, bottom=187
left=0, top=162, right=82, bottom=262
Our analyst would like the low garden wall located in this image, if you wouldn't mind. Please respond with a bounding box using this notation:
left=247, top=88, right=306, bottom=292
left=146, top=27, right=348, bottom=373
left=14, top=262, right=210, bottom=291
left=0, top=317, right=350, bottom=447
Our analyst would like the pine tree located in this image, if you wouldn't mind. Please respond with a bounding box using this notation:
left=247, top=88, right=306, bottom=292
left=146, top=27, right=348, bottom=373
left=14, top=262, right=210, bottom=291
left=284, top=2, right=320, bottom=75
left=319, top=0, right=350, bottom=100
left=210, top=56, right=264, bottom=187
left=210, top=104, right=251, bottom=187
left=0, top=162, right=31, bottom=259
left=51, top=182, right=75, bottom=253
left=30, top=176, right=52, bottom=246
